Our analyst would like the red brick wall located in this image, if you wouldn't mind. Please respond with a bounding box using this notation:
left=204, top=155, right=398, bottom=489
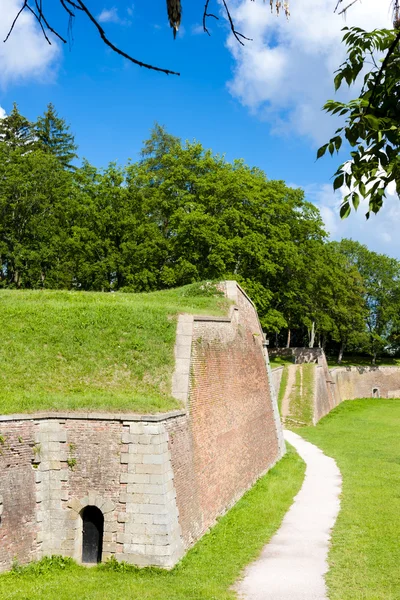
left=168, top=286, right=280, bottom=549
left=65, top=420, right=123, bottom=503
left=0, top=421, right=38, bottom=571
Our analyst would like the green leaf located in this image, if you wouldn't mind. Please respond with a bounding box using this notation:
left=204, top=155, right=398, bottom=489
left=317, top=144, right=329, bottom=160
left=340, top=202, right=351, bottom=219
left=333, top=174, right=344, bottom=191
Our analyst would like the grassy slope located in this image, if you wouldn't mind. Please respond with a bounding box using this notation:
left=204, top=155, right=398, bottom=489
left=287, top=364, right=314, bottom=426
left=0, top=446, right=305, bottom=600
left=277, top=365, right=289, bottom=414
left=0, top=285, right=228, bottom=414
left=299, top=399, right=400, bottom=600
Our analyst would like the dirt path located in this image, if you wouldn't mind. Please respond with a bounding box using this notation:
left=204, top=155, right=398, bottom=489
left=236, top=430, right=342, bottom=600
left=280, top=364, right=297, bottom=420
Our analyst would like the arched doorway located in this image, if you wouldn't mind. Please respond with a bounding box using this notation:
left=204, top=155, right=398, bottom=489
left=82, top=505, right=104, bottom=563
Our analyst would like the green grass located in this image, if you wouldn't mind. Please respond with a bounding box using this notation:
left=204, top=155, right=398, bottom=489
left=299, top=399, right=400, bottom=600
left=269, top=356, right=294, bottom=366
left=286, top=364, right=314, bottom=426
left=0, top=445, right=305, bottom=600
left=326, top=354, right=400, bottom=367
left=0, top=284, right=229, bottom=415
left=277, top=365, right=289, bottom=413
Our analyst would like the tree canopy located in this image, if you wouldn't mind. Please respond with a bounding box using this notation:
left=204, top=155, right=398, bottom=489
left=1, top=106, right=399, bottom=363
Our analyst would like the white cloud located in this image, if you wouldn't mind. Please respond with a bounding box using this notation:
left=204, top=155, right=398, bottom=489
left=98, top=7, right=121, bottom=24
left=306, top=183, right=400, bottom=259
left=0, top=106, right=6, bottom=119
left=97, top=7, right=132, bottom=26
left=0, top=0, right=59, bottom=86
left=226, top=0, right=392, bottom=143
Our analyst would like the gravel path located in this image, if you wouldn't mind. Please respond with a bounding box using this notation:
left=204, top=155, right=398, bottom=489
left=236, top=430, right=342, bottom=600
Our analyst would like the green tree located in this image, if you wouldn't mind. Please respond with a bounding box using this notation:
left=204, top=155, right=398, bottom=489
left=336, top=239, right=400, bottom=363
left=34, top=103, right=78, bottom=169
left=319, top=26, right=400, bottom=217
left=0, top=103, right=33, bottom=150
left=0, top=145, right=73, bottom=288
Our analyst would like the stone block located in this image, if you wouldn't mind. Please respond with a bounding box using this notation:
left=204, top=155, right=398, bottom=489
left=117, top=512, right=129, bottom=523
left=175, top=344, right=191, bottom=360
left=139, top=504, right=167, bottom=515
left=116, top=533, right=130, bottom=544
left=124, top=544, right=146, bottom=555
left=136, top=463, right=167, bottom=475
left=120, top=453, right=129, bottom=464
left=67, top=498, right=82, bottom=513
left=143, top=454, right=168, bottom=465
left=132, top=513, right=154, bottom=525
left=172, top=372, right=190, bottom=393
left=127, top=453, right=144, bottom=464
left=102, top=500, right=115, bottom=514
left=146, top=544, right=171, bottom=557
left=141, top=424, right=163, bottom=435
left=103, top=542, right=117, bottom=553
left=173, top=358, right=191, bottom=375
left=176, top=321, right=193, bottom=336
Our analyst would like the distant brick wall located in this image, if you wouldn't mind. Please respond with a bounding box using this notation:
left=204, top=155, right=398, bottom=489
left=0, top=421, right=38, bottom=571
left=168, top=283, right=281, bottom=549
left=330, top=366, right=400, bottom=400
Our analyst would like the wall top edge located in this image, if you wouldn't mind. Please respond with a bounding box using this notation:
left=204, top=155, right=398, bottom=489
left=329, top=365, right=400, bottom=373
left=0, top=409, right=186, bottom=424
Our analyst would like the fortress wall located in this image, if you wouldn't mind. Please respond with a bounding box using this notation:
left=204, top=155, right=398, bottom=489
left=0, top=420, right=38, bottom=571
left=330, top=366, right=400, bottom=400
left=167, top=282, right=282, bottom=550
left=0, top=281, right=283, bottom=571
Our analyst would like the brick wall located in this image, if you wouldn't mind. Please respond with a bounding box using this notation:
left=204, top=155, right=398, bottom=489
left=0, top=421, right=38, bottom=571
left=168, top=283, right=282, bottom=549
left=0, top=281, right=283, bottom=570
left=330, top=366, right=400, bottom=400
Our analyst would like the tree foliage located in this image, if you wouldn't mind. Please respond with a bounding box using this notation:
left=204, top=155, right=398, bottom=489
left=0, top=108, right=399, bottom=362
left=319, top=26, right=400, bottom=218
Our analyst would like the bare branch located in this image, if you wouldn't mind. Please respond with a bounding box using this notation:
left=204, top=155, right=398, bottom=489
left=221, top=0, right=252, bottom=46
left=203, top=0, right=219, bottom=37
left=4, top=0, right=180, bottom=76
left=74, top=1, right=180, bottom=75
left=3, top=1, right=27, bottom=42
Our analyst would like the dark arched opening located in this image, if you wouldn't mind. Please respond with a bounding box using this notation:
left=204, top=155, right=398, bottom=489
left=82, top=505, right=104, bottom=564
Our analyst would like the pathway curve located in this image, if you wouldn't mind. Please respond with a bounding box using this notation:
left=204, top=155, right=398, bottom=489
left=236, top=430, right=342, bottom=600
left=280, top=365, right=297, bottom=421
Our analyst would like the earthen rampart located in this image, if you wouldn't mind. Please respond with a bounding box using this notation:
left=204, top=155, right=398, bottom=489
left=0, top=282, right=283, bottom=571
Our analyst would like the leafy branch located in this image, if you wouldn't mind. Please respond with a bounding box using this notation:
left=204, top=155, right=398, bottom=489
left=318, top=26, right=400, bottom=219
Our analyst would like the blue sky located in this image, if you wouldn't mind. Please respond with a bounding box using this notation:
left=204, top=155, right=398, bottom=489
left=1, top=0, right=399, bottom=258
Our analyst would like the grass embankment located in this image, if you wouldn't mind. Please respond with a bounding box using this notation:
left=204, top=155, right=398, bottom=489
left=0, top=446, right=305, bottom=600
left=286, top=364, right=314, bottom=426
left=277, top=364, right=289, bottom=414
left=326, top=355, right=400, bottom=367
left=0, top=284, right=228, bottom=414
left=269, top=356, right=294, bottom=366
left=299, top=399, right=400, bottom=600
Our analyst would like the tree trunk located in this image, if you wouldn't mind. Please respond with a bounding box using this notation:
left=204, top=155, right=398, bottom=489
left=308, top=321, right=315, bottom=348
left=338, top=342, right=345, bottom=364
left=286, top=328, right=291, bottom=348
